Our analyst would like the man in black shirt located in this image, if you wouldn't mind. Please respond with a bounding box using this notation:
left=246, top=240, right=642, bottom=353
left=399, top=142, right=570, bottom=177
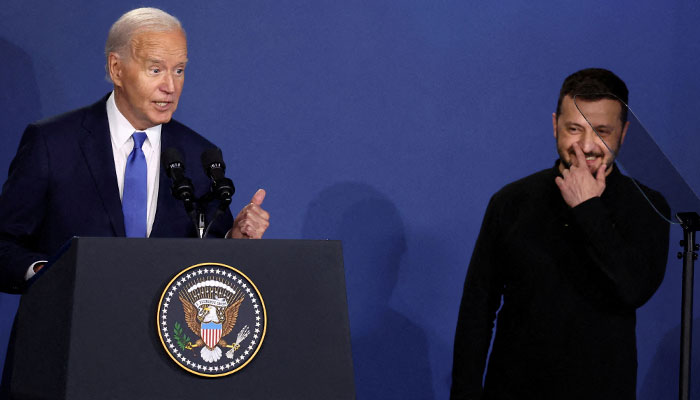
left=450, top=68, right=670, bottom=399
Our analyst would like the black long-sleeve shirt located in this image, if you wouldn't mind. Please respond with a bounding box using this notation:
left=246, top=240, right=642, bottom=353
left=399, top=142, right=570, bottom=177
left=451, top=163, right=670, bottom=400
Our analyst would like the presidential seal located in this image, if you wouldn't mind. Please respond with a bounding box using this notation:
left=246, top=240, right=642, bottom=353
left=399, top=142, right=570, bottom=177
left=157, top=263, right=267, bottom=377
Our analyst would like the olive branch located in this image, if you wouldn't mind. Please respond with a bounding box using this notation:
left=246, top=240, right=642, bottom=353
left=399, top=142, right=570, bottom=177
left=173, top=322, right=191, bottom=351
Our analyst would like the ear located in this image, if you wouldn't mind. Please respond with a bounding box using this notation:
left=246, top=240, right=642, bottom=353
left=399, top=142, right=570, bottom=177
left=620, top=120, right=630, bottom=145
left=108, top=52, right=123, bottom=87
left=552, top=112, right=558, bottom=139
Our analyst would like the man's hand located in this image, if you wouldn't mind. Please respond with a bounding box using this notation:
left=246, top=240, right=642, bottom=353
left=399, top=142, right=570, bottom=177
left=230, top=189, right=270, bottom=239
left=555, top=142, right=606, bottom=208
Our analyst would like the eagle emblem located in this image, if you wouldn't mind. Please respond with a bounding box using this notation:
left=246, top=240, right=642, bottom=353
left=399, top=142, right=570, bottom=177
left=179, top=279, right=248, bottom=363
left=157, top=263, right=267, bottom=377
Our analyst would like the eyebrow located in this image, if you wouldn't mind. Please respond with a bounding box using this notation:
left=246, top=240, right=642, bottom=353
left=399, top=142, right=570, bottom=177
left=145, top=58, right=189, bottom=65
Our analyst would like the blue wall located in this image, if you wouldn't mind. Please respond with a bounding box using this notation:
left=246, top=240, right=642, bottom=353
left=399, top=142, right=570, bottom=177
left=1, top=1, right=699, bottom=398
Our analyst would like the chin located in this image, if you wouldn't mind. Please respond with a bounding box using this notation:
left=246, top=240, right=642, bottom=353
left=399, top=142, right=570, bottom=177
left=150, top=114, right=174, bottom=126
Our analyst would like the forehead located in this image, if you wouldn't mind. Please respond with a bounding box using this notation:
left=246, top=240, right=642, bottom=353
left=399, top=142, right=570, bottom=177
left=130, top=29, right=188, bottom=61
left=560, top=95, right=622, bottom=124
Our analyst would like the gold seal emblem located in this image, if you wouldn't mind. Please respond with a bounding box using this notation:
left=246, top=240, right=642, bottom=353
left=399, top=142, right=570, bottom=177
left=157, top=263, right=267, bottom=377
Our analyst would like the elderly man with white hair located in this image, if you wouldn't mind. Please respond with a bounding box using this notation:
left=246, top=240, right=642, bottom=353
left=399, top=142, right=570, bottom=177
left=0, top=7, right=270, bottom=295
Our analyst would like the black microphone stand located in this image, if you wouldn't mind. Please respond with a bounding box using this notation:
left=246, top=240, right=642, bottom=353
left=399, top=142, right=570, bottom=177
left=168, top=178, right=203, bottom=238
left=175, top=178, right=233, bottom=239
left=197, top=184, right=233, bottom=239
left=196, top=211, right=206, bottom=239
left=676, top=212, right=699, bottom=400
left=172, top=180, right=203, bottom=238
left=199, top=148, right=235, bottom=238
left=162, top=148, right=235, bottom=239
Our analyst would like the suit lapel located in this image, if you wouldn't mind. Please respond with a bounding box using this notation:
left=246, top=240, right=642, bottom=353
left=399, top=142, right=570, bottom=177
left=79, top=95, right=126, bottom=237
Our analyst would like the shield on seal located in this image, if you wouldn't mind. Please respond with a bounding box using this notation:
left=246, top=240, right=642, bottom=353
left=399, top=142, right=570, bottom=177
left=201, top=322, right=223, bottom=349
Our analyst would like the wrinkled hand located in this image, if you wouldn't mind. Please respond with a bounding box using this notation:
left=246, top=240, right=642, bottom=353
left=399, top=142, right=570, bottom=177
left=555, top=142, right=606, bottom=208
left=230, top=189, right=270, bottom=239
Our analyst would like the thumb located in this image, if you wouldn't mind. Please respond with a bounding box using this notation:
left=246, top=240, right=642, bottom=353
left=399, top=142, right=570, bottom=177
left=251, top=188, right=266, bottom=205
left=596, top=165, right=606, bottom=185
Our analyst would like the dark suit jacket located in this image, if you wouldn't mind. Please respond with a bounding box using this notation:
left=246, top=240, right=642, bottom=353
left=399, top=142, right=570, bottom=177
left=0, top=94, right=233, bottom=293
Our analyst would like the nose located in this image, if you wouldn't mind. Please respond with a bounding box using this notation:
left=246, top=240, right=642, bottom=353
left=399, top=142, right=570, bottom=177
left=159, top=72, right=175, bottom=94
left=578, top=128, right=599, bottom=153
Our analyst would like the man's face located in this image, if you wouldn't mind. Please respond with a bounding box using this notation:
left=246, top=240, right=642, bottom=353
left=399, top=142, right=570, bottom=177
left=109, top=29, right=188, bottom=130
left=552, top=95, right=629, bottom=176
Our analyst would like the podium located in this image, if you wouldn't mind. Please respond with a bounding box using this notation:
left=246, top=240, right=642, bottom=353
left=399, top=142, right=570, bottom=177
left=5, top=238, right=355, bottom=399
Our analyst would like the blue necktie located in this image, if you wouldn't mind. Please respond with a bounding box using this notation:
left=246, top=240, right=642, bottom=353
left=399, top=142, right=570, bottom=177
left=122, top=132, right=148, bottom=237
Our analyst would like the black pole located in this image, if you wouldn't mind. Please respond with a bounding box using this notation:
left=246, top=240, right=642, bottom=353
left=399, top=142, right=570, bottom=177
left=676, top=212, right=699, bottom=400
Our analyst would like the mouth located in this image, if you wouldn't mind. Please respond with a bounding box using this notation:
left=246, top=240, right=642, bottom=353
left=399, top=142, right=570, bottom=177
left=565, top=152, right=604, bottom=169
left=582, top=155, right=610, bottom=173
left=574, top=152, right=602, bottom=161
left=152, top=101, right=174, bottom=111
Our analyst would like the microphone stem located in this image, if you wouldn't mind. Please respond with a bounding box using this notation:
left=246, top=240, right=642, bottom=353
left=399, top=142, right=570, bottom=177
left=202, top=200, right=230, bottom=238
left=197, top=213, right=205, bottom=239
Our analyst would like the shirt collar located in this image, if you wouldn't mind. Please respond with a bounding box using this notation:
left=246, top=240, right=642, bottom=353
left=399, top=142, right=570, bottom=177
left=106, top=91, right=162, bottom=149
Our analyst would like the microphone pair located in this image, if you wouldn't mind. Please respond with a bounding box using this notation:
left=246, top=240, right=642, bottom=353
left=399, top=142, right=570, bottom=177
left=161, top=147, right=236, bottom=205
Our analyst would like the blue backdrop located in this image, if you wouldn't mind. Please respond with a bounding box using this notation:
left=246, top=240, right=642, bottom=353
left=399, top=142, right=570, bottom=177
left=1, top=1, right=699, bottom=398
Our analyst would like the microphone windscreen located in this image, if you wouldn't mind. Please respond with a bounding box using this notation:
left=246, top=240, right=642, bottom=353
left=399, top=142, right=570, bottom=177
left=201, top=147, right=225, bottom=171
left=162, top=147, right=185, bottom=169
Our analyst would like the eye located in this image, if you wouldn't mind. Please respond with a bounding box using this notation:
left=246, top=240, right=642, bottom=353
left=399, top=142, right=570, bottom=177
left=175, top=68, right=185, bottom=75
left=151, top=67, right=160, bottom=74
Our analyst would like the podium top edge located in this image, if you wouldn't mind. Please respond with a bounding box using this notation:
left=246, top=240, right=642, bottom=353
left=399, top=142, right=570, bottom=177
left=68, top=237, right=342, bottom=244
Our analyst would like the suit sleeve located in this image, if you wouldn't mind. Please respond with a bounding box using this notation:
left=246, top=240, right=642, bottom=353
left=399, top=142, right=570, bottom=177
left=569, top=189, right=670, bottom=309
left=0, top=124, right=51, bottom=293
left=450, top=195, right=504, bottom=400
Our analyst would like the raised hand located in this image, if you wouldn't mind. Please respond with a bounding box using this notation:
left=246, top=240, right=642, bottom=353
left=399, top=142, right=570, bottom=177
left=230, top=189, right=270, bottom=239
left=555, top=142, right=606, bottom=208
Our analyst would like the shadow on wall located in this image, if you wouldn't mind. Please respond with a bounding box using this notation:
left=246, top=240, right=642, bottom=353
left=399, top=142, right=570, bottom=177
left=639, top=317, right=700, bottom=399
left=302, top=182, right=434, bottom=399
left=0, top=37, right=42, bottom=381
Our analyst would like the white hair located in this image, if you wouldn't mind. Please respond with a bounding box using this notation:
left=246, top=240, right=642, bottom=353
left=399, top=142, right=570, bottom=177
left=104, top=7, right=185, bottom=82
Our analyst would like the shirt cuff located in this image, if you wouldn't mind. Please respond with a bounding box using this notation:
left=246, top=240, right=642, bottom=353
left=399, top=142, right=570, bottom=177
left=25, top=260, right=48, bottom=280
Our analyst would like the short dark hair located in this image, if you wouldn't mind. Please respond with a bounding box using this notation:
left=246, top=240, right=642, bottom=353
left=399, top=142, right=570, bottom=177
left=555, top=68, right=628, bottom=122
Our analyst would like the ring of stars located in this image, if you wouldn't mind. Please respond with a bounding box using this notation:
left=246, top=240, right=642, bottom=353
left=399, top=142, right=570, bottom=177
left=157, top=263, right=267, bottom=377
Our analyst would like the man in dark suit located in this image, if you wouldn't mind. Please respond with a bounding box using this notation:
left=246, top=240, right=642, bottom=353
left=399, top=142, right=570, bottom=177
left=0, top=7, right=270, bottom=294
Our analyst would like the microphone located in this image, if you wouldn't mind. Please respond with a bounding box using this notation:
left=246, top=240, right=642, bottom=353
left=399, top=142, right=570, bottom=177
left=201, top=148, right=235, bottom=202
left=161, top=147, right=195, bottom=204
